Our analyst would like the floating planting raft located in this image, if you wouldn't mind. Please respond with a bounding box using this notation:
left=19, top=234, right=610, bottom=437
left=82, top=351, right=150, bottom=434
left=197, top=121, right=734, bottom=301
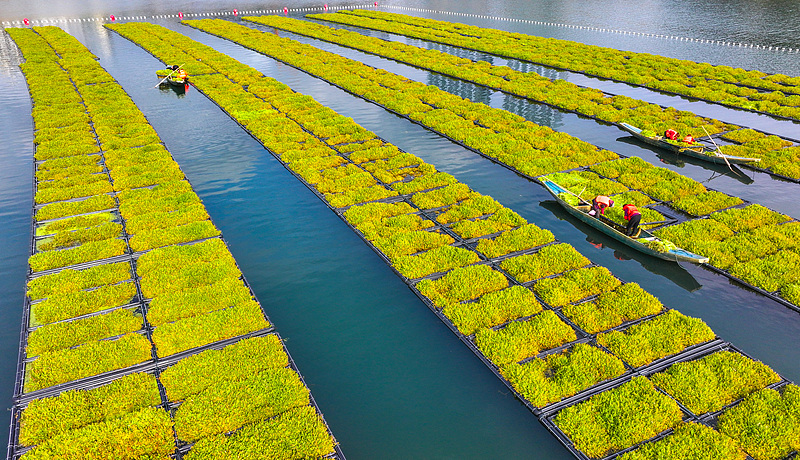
left=6, top=26, right=340, bottom=460
left=176, top=17, right=800, bottom=312
left=107, top=21, right=800, bottom=460
left=316, top=11, right=800, bottom=123
left=249, top=14, right=800, bottom=181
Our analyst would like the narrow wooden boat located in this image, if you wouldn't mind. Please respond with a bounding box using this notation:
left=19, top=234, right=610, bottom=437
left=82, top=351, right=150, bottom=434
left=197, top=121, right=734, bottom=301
left=155, top=70, right=187, bottom=86
left=541, top=178, right=709, bottom=264
left=618, top=122, right=761, bottom=165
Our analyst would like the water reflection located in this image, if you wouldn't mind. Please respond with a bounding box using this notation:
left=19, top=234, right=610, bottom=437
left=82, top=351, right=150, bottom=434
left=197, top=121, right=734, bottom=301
left=501, top=92, right=565, bottom=129
left=540, top=200, right=703, bottom=293
left=427, top=71, right=492, bottom=105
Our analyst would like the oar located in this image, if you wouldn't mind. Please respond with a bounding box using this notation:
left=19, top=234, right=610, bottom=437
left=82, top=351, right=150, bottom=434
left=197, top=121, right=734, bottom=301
left=554, top=182, right=592, bottom=205
left=154, top=64, right=184, bottom=88
left=701, top=125, right=737, bottom=175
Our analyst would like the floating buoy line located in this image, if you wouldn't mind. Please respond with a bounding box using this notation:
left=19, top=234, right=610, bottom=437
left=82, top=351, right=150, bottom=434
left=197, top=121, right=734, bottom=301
left=2, top=4, right=796, bottom=54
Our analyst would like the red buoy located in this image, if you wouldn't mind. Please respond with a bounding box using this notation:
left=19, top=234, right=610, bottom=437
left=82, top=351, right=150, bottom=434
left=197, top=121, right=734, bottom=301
left=178, top=11, right=184, bottom=19
left=324, top=4, right=328, bottom=11
left=233, top=9, right=238, bottom=15
left=374, top=1, right=378, bottom=6
left=283, top=7, right=288, bottom=14
left=23, top=18, right=29, bottom=25
left=110, top=14, right=116, bottom=21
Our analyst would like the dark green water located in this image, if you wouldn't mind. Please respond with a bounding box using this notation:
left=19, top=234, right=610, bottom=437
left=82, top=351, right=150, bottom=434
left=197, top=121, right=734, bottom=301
left=1, top=2, right=800, bottom=458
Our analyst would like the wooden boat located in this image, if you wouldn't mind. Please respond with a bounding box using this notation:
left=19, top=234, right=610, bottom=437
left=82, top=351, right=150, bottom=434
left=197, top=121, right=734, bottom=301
left=155, top=70, right=187, bottom=87
left=618, top=122, right=761, bottom=165
left=541, top=178, right=709, bottom=264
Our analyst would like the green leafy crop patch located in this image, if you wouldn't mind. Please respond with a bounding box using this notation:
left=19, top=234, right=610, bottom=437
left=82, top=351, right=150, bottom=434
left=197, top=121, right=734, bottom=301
left=448, top=208, right=527, bottom=239
left=597, top=310, right=716, bottom=368
left=709, top=204, right=791, bottom=233
left=24, top=332, right=152, bottom=393
left=474, top=311, right=576, bottom=366
left=442, top=285, right=542, bottom=336
left=35, top=212, right=116, bottom=237
left=18, top=372, right=161, bottom=446
left=161, top=335, right=289, bottom=402
left=183, top=405, right=335, bottom=460
left=152, top=300, right=269, bottom=358
left=617, top=422, right=746, bottom=460
left=174, top=367, right=310, bottom=443
left=671, top=191, right=743, bottom=217
left=502, top=343, right=626, bottom=408
left=435, top=195, right=503, bottom=224
left=475, top=224, right=555, bottom=258
left=30, top=281, right=136, bottom=327
left=416, top=264, right=508, bottom=306
left=343, top=201, right=415, bottom=226
left=392, top=245, right=480, bottom=279
left=373, top=230, right=454, bottom=260
left=553, top=376, right=684, bottom=458
left=500, top=243, right=590, bottom=283
left=29, top=238, right=127, bottom=273
left=717, top=385, right=800, bottom=460
left=27, top=262, right=131, bottom=301
left=37, top=222, right=122, bottom=252
left=146, top=277, right=253, bottom=326
left=650, top=350, right=781, bottom=416
left=128, top=220, right=221, bottom=252
left=20, top=405, right=174, bottom=460
left=562, top=283, right=664, bottom=334
left=26, top=308, right=143, bottom=358
left=729, top=250, right=800, bottom=292
left=410, top=183, right=475, bottom=210
left=533, top=266, right=621, bottom=307
left=391, top=171, right=457, bottom=194
left=35, top=195, right=117, bottom=222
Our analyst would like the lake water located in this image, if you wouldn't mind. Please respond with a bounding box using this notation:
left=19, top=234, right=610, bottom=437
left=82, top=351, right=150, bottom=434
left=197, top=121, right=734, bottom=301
left=1, top=1, right=799, bottom=458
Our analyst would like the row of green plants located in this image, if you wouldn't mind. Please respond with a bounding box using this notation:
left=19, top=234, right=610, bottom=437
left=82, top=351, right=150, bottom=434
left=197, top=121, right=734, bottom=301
left=317, top=10, right=800, bottom=120
left=248, top=15, right=800, bottom=180
left=655, top=205, right=800, bottom=306
left=183, top=18, right=620, bottom=178
left=107, top=21, right=787, bottom=460
left=13, top=26, right=338, bottom=460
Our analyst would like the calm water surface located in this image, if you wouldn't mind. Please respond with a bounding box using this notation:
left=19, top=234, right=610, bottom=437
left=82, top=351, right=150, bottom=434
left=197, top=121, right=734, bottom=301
left=1, top=1, right=799, bottom=458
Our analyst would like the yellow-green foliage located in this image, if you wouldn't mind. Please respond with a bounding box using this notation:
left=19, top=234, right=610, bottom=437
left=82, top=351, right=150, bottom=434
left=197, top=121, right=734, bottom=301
left=416, top=264, right=508, bottom=306
left=24, top=333, right=152, bottom=392
left=597, top=311, right=716, bottom=368
left=650, top=350, right=781, bottom=415
left=173, top=367, right=309, bottom=443
left=442, top=285, right=542, bottom=335
left=502, top=343, right=626, bottom=407
left=474, top=311, right=576, bottom=366
left=393, top=245, right=480, bottom=279
left=500, top=243, right=589, bottom=283
left=717, top=385, right=800, bottom=460
left=562, top=283, right=663, bottom=334
left=26, top=309, right=142, bottom=357
left=30, top=282, right=136, bottom=327
left=183, top=406, right=335, bottom=460
left=617, top=422, right=746, bottom=460
left=476, top=224, right=554, bottom=258
left=160, top=335, right=289, bottom=402
left=533, top=266, right=621, bottom=307
left=20, top=406, right=174, bottom=460
left=18, top=373, right=161, bottom=446
left=554, top=376, right=683, bottom=458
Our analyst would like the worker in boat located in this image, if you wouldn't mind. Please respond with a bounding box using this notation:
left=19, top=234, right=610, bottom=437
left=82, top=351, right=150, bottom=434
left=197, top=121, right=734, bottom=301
left=664, top=129, right=679, bottom=140
left=177, top=68, right=189, bottom=81
left=589, top=195, right=614, bottom=217
left=682, top=134, right=695, bottom=144
left=623, top=203, right=642, bottom=237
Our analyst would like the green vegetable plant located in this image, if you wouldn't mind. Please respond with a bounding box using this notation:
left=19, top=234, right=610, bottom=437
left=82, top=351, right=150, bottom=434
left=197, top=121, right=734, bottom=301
left=392, top=245, right=480, bottom=279
left=416, top=264, right=508, bottom=306
left=717, top=384, right=800, bottom=460
left=499, top=243, right=589, bottom=283
left=553, top=376, right=684, bottom=458
left=442, top=285, right=542, bottom=336
left=596, top=310, right=716, bottom=368
left=474, top=311, right=576, bottom=366
left=533, top=266, right=621, bottom=307
left=650, top=350, right=781, bottom=416
left=475, top=224, right=555, bottom=258
left=617, top=422, right=746, bottom=460
left=18, top=372, right=161, bottom=446
left=562, top=283, right=663, bottom=334
left=501, top=343, right=626, bottom=408
left=26, top=308, right=143, bottom=357
left=173, top=367, right=309, bottom=443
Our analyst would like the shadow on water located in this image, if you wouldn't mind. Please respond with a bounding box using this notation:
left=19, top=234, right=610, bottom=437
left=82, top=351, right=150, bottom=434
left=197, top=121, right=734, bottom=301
left=539, top=200, right=703, bottom=293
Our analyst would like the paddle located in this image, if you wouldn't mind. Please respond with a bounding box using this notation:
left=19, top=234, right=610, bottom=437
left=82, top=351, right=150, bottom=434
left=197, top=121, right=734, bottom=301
left=701, top=125, right=737, bottom=175
left=154, top=64, right=184, bottom=88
